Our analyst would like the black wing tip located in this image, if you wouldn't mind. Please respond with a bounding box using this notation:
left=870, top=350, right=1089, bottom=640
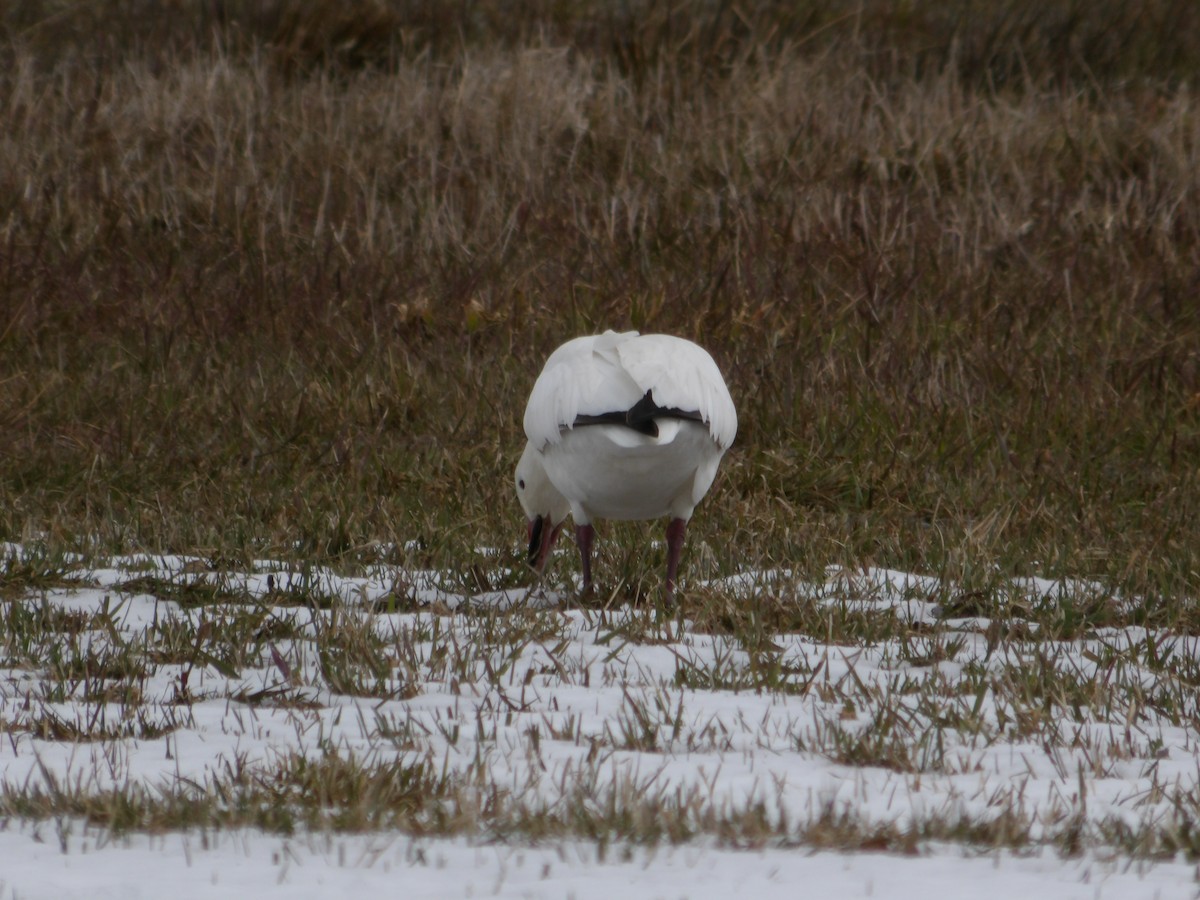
left=625, top=391, right=661, bottom=436
left=571, top=389, right=705, bottom=438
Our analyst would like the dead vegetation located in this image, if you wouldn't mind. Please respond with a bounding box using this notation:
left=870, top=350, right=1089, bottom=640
left=1, top=1, right=1200, bottom=852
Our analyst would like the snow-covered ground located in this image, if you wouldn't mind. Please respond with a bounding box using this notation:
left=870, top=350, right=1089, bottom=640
left=2, top=550, right=1198, bottom=898
left=3, top=825, right=1197, bottom=899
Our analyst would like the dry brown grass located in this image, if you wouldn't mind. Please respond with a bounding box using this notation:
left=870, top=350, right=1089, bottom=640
left=1, top=0, right=1198, bottom=608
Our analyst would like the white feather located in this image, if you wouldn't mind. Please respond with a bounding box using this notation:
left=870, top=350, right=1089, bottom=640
left=523, top=331, right=737, bottom=452
left=516, top=331, right=738, bottom=596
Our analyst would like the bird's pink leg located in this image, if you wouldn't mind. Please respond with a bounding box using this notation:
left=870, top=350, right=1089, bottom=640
left=575, top=523, right=595, bottom=594
left=665, top=517, right=688, bottom=604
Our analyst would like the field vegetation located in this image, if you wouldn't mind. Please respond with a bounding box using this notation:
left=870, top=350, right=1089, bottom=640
left=2, top=0, right=1200, bottom=861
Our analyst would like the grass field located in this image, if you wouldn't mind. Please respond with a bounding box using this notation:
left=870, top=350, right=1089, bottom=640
left=2, top=1, right=1200, bottom=893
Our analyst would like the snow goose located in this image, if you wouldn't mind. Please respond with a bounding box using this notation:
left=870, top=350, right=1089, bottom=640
left=515, top=330, right=737, bottom=602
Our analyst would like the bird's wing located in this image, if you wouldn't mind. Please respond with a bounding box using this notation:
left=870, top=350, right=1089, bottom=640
left=615, top=334, right=738, bottom=450
left=523, top=331, right=644, bottom=449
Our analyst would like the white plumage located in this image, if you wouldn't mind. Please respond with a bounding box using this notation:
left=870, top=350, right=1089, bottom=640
left=516, top=330, right=737, bottom=601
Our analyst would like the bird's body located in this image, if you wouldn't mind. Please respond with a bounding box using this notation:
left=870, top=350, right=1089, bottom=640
left=515, top=331, right=737, bottom=601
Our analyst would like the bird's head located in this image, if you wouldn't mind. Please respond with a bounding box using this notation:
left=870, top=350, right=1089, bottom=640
left=515, top=442, right=570, bottom=571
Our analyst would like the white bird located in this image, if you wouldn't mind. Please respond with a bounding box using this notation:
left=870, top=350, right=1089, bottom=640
left=515, top=330, right=737, bottom=603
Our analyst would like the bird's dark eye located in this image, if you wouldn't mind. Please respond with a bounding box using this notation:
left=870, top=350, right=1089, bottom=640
left=518, top=479, right=526, bottom=489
